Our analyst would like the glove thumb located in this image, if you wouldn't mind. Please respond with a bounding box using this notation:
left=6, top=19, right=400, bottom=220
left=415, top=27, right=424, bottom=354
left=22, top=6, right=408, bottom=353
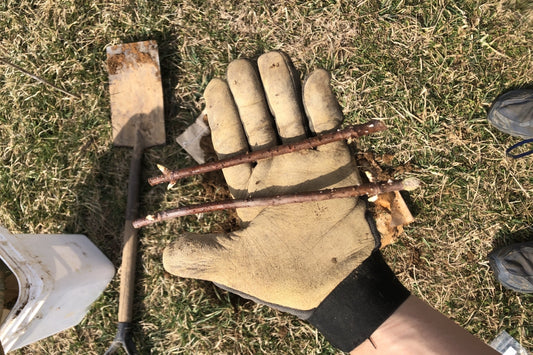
left=162, top=230, right=317, bottom=319
left=162, top=232, right=232, bottom=283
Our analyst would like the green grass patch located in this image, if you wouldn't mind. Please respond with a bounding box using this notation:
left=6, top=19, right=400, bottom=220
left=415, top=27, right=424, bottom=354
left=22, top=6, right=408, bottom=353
left=1, top=0, right=532, bottom=353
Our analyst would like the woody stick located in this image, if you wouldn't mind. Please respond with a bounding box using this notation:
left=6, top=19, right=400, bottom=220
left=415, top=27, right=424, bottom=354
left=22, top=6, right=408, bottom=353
left=133, top=178, right=420, bottom=228
left=149, top=120, right=387, bottom=186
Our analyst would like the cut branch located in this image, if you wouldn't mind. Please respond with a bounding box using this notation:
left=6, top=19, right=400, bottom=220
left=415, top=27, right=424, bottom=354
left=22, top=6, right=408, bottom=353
left=133, top=178, right=420, bottom=228
left=148, top=120, right=387, bottom=186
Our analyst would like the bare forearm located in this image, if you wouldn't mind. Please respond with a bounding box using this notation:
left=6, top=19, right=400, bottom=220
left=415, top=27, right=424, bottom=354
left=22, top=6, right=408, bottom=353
left=351, top=295, right=498, bottom=355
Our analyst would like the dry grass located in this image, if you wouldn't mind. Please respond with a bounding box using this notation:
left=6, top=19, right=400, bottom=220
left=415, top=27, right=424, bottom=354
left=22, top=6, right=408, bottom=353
left=0, top=0, right=532, bottom=353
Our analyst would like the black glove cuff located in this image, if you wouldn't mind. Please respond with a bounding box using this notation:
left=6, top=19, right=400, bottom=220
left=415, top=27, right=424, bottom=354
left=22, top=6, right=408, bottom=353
left=307, top=250, right=410, bottom=352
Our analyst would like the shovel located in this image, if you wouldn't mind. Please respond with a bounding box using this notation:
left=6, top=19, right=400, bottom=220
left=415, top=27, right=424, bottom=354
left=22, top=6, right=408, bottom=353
left=104, top=40, right=165, bottom=355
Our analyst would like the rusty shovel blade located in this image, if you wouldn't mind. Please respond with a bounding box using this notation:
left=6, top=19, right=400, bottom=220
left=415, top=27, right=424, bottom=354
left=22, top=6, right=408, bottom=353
left=107, top=40, right=165, bottom=148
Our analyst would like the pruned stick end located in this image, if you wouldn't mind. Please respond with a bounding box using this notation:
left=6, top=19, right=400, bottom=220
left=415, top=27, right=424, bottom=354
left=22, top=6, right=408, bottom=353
left=367, top=119, right=388, bottom=132
left=401, top=177, right=422, bottom=191
left=148, top=175, right=162, bottom=186
left=132, top=215, right=156, bottom=229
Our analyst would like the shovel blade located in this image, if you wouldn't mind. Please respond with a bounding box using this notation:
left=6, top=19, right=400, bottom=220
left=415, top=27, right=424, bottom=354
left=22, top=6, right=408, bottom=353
left=107, top=40, right=165, bottom=148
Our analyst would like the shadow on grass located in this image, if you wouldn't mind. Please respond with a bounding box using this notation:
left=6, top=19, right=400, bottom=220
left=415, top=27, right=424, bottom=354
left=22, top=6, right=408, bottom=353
left=64, top=130, right=167, bottom=353
left=491, top=225, right=533, bottom=252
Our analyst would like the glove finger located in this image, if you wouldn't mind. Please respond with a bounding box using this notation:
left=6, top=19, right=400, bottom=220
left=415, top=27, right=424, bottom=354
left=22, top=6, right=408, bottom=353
left=257, top=51, right=307, bottom=143
left=303, top=69, right=362, bottom=183
left=204, top=78, right=252, bottom=197
left=303, top=69, right=343, bottom=134
left=227, top=59, right=278, bottom=150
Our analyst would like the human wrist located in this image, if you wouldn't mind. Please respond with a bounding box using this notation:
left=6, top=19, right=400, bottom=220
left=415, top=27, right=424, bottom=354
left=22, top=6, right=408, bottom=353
left=307, top=250, right=410, bottom=352
left=351, top=295, right=500, bottom=355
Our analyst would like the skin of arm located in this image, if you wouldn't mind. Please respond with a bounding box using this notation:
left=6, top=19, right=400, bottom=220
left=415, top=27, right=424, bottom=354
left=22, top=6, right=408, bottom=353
left=351, top=295, right=499, bottom=355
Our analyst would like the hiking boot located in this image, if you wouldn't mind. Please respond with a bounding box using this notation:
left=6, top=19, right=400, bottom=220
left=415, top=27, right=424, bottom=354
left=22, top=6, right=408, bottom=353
left=489, top=241, right=533, bottom=294
left=488, top=89, right=533, bottom=138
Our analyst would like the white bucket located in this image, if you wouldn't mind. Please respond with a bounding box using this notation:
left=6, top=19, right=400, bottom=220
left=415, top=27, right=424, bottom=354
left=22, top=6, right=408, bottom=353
left=0, top=226, right=115, bottom=352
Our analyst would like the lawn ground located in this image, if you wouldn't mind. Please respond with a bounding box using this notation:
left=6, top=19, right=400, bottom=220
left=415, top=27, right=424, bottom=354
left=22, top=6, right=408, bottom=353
left=0, top=0, right=532, bottom=353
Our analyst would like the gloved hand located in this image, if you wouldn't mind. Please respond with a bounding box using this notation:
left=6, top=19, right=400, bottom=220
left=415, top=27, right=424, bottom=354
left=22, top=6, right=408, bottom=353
left=163, top=51, right=409, bottom=351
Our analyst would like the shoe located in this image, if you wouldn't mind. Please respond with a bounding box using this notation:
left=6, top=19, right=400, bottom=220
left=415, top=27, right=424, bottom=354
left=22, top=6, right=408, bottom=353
left=488, top=89, right=533, bottom=138
left=489, top=241, right=533, bottom=294
left=488, top=89, right=533, bottom=158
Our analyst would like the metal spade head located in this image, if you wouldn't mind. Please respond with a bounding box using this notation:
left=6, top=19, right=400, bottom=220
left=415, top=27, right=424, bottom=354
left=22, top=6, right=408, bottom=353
left=107, top=40, right=165, bottom=148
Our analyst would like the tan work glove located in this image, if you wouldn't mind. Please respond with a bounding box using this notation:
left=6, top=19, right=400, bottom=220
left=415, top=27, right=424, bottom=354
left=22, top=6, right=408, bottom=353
left=163, top=51, right=409, bottom=351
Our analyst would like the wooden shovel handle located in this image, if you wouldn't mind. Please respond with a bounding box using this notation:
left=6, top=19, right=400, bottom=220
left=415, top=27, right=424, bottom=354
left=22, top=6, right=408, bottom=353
left=118, top=222, right=139, bottom=322
left=118, top=133, right=143, bottom=323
